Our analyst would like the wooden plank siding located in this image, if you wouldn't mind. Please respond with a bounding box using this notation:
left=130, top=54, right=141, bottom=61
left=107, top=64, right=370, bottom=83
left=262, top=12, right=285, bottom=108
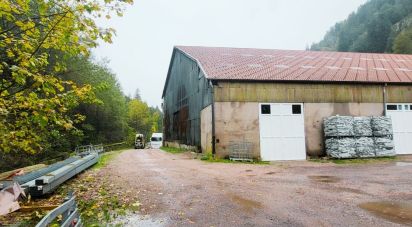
left=214, top=82, right=412, bottom=103
left=163, top=50, right=213, bottom=147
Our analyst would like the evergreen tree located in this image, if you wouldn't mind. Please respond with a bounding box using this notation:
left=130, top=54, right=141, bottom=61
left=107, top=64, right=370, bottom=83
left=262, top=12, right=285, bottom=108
left=311, top=0, right=412, bottom=53
left=393, top=28, right=412, bottom=54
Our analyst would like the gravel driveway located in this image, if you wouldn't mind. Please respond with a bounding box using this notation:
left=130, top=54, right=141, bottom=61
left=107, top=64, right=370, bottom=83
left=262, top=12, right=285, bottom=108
left=104, top=149, right=412, bottom=227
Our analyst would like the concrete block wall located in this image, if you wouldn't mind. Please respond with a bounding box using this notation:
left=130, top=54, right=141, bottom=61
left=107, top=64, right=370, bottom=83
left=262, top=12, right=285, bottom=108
left=209, top=102, right=385, bottom=158
left=213, top=102, right=260, bottom=159
left=200, top=105, right=213, bottom=154
left=303, top=103, right=384, bottom=157
left=209, top=82, right=412, bottom=158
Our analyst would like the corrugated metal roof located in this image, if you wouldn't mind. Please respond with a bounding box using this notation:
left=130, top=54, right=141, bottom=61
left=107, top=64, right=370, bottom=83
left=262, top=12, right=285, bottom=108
left=176, top=46, right=412, bottom=83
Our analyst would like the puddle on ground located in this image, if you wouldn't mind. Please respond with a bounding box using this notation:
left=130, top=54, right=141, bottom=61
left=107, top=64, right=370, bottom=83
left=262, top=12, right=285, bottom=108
left=396, top=162, right=412, bottom=167
left=333, top=187, right=368, bottom=195
left=193, top=184, right=203, bottom=190
left=230, top=194, right=262, bottom=212
left=359, top=201, right=412, bottom=225
left=265, top=171, right=276, bottom=175
left=308, top=175, right=341, bottom=183
left=245, top=169, right=253, bottom=172
left=112, top=213, right=167, bottom=226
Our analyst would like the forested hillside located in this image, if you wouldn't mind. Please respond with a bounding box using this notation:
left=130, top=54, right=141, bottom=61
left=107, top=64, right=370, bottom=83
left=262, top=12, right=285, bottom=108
left=61, top=58, right=163, bottom=150
left=311, top=0, right=412, bottom=54
left=0, top=0, right=161, bottom=171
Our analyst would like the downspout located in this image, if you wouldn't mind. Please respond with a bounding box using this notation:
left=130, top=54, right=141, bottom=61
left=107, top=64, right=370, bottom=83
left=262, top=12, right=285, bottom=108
left=209, top=80, right=216, bottom=155
left=383, top=83, right=387, bottom=116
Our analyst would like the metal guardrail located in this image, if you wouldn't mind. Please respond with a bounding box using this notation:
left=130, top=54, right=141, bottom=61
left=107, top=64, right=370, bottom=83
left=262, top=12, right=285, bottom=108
left=0, top=144, right=103, bottom=219
left=2, top=143, right=107, bottom=193
left=0, top=157, right=79, bottom=190
left=29, top=153, right=99, bottom=197
left=76, top=142, right=126, bottom=154
left=75, top=144, right=103, bottom=154
left=1, top=142, right=120, bottom=206
left=36, top=193, right=81, bottom=227
left=103, top=142, right=126, bottom=153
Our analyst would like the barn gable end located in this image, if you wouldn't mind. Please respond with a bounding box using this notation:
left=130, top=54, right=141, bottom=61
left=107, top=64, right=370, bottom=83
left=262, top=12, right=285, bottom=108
left=162, top=49, right=213, bottom=148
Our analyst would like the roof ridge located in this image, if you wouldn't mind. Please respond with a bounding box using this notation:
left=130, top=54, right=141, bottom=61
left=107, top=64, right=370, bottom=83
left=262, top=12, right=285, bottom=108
left=175, top=45, right=412, bottom=57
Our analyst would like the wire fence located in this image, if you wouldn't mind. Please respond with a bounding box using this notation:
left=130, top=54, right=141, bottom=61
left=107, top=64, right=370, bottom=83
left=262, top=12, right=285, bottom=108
left=103, top=142, right=128, bottom=153
left=229, top=141, right=253, bottom=162
left=75, top=144, right=103, bottom=154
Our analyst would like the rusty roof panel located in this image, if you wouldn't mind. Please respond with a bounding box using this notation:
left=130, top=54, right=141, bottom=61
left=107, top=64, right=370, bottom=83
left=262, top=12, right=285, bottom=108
left=176, top=46, right=412, bottom=83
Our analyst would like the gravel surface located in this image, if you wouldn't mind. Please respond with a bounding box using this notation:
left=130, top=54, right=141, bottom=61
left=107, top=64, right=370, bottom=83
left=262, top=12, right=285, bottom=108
left=104, top=149, right=412, bottom=227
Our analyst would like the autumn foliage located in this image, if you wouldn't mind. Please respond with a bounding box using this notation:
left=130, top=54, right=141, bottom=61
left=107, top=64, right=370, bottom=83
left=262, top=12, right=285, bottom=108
left=0, top=0, right=132, bottom=154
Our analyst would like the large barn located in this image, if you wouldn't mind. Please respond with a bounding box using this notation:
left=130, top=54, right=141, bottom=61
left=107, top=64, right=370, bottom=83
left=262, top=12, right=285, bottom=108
left=162, top=46, right=412, bottom=160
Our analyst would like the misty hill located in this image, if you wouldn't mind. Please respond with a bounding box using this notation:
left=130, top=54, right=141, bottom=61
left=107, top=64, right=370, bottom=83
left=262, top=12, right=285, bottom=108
left=310, top=0, right=412, bottom=54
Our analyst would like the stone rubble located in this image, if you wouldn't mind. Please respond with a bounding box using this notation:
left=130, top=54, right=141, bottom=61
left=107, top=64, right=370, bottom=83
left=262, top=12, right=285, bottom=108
left=371, top=116, right=393, bottom=136
left=324, top=116, right=354, bottom=137
left=355, top=137, right=375, bottom=158
left=374, top=137, right=396, bottom=157
left=324, top=115, right=395, bottom=159
left=354, top=117, right=373, bottom=137
left=325, top=138, right=356, bottom=159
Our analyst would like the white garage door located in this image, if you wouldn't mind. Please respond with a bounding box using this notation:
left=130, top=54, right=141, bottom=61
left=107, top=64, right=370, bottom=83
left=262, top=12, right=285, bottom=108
left=386, top=103, right=412, bottom=155
left=259, top=103, right=306, bottom=161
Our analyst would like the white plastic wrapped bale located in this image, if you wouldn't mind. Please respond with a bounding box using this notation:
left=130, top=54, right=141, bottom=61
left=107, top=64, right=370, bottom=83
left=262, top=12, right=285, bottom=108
left=374, top=137, right=396, bottom=157
left=325, top=138, right=356, bottom=159
left=371, top=116, right=393, bottom=136
left=355, top=137, right=375, bottom=158
left=324, top=116, right=354, bottom=137
left=353, top=117, right=373, bottom=137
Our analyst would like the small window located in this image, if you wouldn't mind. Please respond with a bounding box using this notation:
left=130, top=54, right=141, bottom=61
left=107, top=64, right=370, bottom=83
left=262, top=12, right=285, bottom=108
left=386, top=105, right=397, bottom=110
left=410, top=105, right=412, bottom=110
left=292, top=105, right=302, bottom=114
left=398, top=105, right=403, bottom=110
left=261, top=105, right=271, bottom=114
left=151, top=137, right=162, bottom=142
left=405, top=105, right=410, bottom=110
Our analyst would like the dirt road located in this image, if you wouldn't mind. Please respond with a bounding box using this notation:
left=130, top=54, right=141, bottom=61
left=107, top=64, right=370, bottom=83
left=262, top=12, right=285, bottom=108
left=103, top=149, right=412, bottom=227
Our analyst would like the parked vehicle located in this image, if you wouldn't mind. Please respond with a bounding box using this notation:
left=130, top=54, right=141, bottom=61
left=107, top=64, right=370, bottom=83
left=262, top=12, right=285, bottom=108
left=135, top=134, right=145, bottom=149
left=149, top=133, right=163, bottom=149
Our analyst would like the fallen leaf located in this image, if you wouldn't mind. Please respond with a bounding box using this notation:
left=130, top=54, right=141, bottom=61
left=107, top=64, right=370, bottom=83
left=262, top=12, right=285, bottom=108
left=132, top=202, right=141, bottom=207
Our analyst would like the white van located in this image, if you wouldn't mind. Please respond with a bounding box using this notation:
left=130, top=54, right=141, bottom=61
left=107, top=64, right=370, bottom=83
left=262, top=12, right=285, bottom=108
left=149, top=133, right=163, bottom=149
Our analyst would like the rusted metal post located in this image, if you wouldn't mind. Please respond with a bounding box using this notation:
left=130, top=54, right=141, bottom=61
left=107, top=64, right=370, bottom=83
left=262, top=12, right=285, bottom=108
left=210, top=80, right=216, bottom=155
left=383, top=83, right=387, bottom=116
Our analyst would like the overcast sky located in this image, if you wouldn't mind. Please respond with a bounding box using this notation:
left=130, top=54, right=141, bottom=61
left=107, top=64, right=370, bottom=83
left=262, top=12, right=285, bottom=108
left=93, top=0, right=367, bottom=107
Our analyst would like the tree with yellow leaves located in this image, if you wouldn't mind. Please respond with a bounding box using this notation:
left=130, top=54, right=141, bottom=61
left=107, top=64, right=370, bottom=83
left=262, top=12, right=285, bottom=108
left=0, top=0, right=133, bottom=154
